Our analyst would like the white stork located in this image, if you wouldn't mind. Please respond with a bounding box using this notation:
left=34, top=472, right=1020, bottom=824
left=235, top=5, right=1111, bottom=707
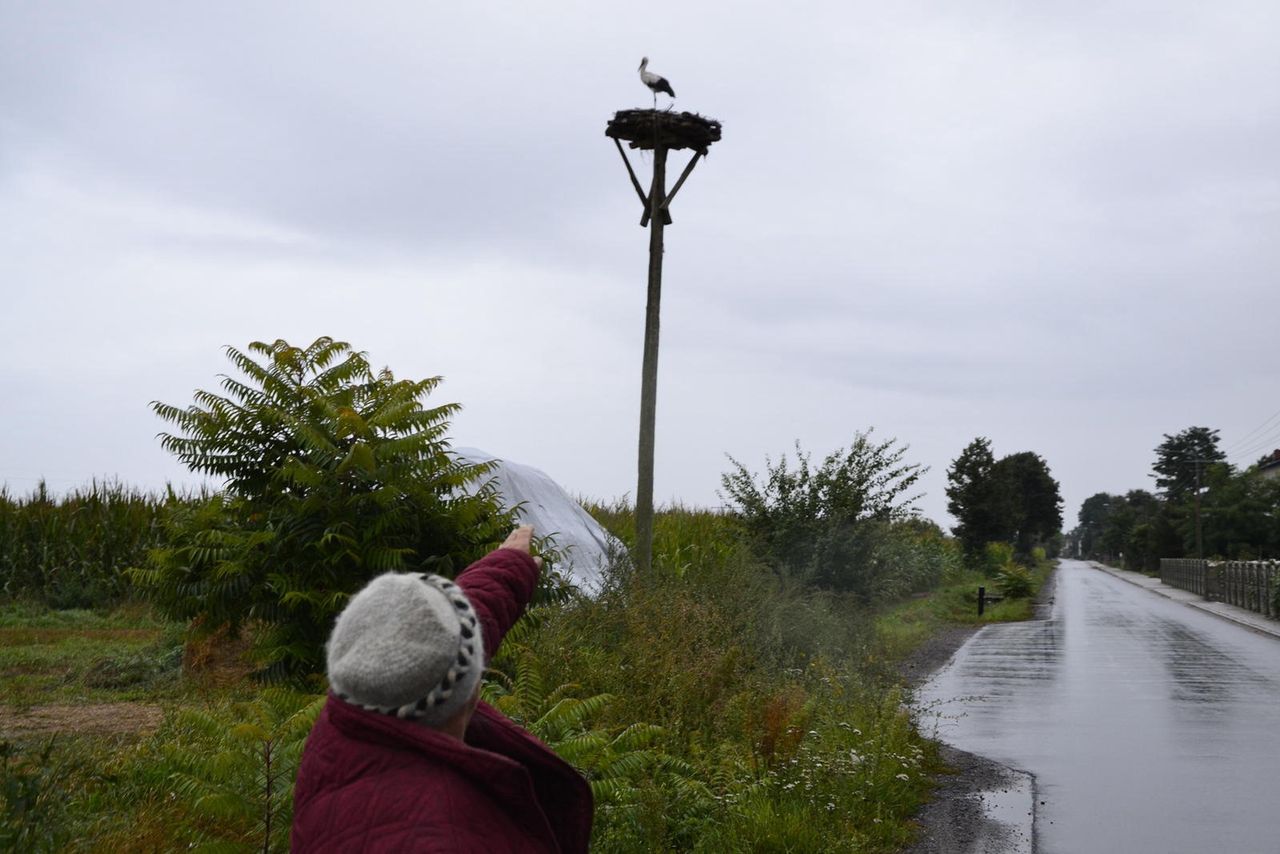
left=638, top=57, right=675, bottom=109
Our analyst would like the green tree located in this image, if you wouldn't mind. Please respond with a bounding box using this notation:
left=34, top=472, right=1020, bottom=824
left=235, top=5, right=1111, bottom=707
left=1075, top=492, right=1115, bottom=559
left=948, top=440, right=1063, bottom=561
left=1152, top=426, right=1227, bottom=501
left=945, top=437, right=1002, bottom=559
left=131, top=337, right=512, bottom=682
left=990, top=452, right=1063, bottom=559
left=1199, top=465, right=1280, bottom=559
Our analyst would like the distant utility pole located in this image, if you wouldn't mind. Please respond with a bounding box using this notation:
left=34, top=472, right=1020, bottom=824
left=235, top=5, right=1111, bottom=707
left=605, top=108, right=721, bottom=573
left=1190, top=457, right=1213, bottom=560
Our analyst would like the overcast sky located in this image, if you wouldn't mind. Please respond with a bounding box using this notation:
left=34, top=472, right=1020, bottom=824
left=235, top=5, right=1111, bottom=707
left=3, top=1, right=1278, bottom=528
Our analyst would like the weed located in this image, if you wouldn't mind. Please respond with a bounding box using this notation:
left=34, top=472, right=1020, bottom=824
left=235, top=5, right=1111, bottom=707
left=0, top=738, right=69, bottom=852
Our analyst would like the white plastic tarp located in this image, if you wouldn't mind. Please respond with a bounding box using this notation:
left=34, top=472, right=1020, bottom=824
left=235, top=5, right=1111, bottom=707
left=450, top=447, right=622, bottom=591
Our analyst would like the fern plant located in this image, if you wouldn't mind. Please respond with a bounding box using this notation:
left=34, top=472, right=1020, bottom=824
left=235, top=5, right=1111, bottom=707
left=482, top=640, right=712, bottom=839
left=164, top=689, right=324, bottom=852
left=131, top=337, right=513, bottom=681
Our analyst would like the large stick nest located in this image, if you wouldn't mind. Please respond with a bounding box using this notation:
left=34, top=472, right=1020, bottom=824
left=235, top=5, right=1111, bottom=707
left=606, top=109, right=722, bottom=155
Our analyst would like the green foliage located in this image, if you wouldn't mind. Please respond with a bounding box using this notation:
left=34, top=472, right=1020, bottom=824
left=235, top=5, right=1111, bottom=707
left=1196, top=463, right=1280, bottom=559
left=0, top=497, right=995, bottom=853
left=719, top=433, right=937, bottom=599
left=522, top=504, right=944, bottom=851
left=980, top=541, right=1015, bottom=576
left=1, top=739, right=70, bottom=852
left=946, top=439, right=1062, bottom=562
left=994, top=563, right=1034, bottom=599
left=585, top=499, right=744, bottom=579
left=1069, top=429, right=1280, bottom=567
left=131, top=337, right=512, bottom=682
left=992, top=452, right=1063, bottom=559
left=875, top=562, right=1051, bottom=661
left=483, top=640, right=711, bottom=838
left=0, top=481, right=169, bottom=608
left=945, top=437, right=1001, bottom=559
left=162, top=690, right=324, bottom=852
left=1153, top=426, right=1227, bottom=501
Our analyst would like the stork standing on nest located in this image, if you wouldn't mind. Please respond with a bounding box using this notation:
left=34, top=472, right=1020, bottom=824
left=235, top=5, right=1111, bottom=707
left=638, top=57, right=675, bottom=109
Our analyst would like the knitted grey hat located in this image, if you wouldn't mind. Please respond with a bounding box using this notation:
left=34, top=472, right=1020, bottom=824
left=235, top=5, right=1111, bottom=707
left=327, top=572, right=484, bottom=726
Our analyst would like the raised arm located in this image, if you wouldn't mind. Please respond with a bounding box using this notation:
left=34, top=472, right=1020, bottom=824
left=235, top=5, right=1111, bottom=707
left=454, top=526, right=542, bottom=664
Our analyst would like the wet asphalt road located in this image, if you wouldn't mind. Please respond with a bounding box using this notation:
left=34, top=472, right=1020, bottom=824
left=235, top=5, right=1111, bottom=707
left=915, top=559, right=1280, bottom=854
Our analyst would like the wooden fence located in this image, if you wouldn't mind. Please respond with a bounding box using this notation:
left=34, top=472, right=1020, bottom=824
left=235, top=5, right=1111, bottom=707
left=1159, top=558, right=1279, bottom=619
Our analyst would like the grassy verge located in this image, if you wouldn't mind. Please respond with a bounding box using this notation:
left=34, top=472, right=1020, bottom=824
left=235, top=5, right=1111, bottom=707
left=1, top=508, right=1050, bottom=853
left=0, top=604, right=186, bottom=709
left=874, top=561, right=1054, bottom=663
left=0, top=602, right=315, bottom=851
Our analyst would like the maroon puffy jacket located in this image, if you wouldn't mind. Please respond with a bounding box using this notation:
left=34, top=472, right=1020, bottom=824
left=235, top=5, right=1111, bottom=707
left=291, top=548, right=594, bottom=853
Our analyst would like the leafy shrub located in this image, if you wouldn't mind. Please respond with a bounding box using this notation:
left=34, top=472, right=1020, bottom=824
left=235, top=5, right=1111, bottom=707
left=719, top=433, right=938, bottom=600
left=980, top=541, right=1015, bottom=576
left=130, top=337, right=513, bottom=682
left=995, top=563, right=1034, bottom=599
left=512, top=506, right=938, bottom=851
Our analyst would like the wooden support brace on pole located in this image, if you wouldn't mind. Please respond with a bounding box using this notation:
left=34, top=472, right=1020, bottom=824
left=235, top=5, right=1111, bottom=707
left=613, top=138, right=649, bottom=210
left=614, top=139, right=673, bottom=228
left=661, top=152, right=702, bottom=212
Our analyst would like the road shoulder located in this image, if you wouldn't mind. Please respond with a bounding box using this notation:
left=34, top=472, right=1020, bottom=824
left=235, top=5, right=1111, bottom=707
left=900, top=569, right=1055, bottom=854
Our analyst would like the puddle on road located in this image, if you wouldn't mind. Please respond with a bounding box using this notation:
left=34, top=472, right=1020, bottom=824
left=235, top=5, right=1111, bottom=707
left=969, top=772, right=1034, bottom=854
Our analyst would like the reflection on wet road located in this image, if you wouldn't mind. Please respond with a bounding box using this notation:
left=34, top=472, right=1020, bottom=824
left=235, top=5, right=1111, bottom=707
left=915, top=560, right=1280, bottom=854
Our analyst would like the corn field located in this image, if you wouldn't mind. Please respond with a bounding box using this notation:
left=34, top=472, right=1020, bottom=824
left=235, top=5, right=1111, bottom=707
left=0, top=481, right=176, bottom=608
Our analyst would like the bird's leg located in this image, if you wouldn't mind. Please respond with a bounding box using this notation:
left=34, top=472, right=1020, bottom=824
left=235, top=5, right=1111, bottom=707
left=652, top=92, right=657, bottom=110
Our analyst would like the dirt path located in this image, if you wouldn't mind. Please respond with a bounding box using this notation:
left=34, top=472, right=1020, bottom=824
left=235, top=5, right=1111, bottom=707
left=0, top=702, right=164, bottom=736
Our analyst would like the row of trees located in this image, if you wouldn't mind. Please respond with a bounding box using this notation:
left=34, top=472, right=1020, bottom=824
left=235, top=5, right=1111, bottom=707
left=1067, top=426, right=1280, bottom=570
left=945, top=437, right=1064, bottom=562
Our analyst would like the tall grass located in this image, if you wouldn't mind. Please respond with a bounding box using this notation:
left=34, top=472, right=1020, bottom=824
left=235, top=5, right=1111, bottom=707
left=0, top=481, right=179, bottom=608
left=4, top=497, right=958, bottom=852
left=501, top=502, right=940, bottom=852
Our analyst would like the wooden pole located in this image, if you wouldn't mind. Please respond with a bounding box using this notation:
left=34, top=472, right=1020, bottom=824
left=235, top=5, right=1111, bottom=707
left=635, top=143, right=668, bottom=575
left=1194, top=459, right=1203, bottom=560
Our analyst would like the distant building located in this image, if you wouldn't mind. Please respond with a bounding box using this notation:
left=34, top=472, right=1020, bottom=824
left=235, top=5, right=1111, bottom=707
left=1259, top=450, right=1280, bottom=481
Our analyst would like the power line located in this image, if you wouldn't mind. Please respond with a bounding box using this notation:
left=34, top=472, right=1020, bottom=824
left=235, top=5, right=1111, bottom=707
left=1223, top=407, right=1280, bottom=453
left=1229, top=427, right=1280, bottom=466
left=1229, top=423, right=1280, bottom=457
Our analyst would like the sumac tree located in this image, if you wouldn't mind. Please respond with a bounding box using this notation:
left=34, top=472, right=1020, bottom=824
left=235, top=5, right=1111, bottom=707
left=131, top=337, right=511, bottom=682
